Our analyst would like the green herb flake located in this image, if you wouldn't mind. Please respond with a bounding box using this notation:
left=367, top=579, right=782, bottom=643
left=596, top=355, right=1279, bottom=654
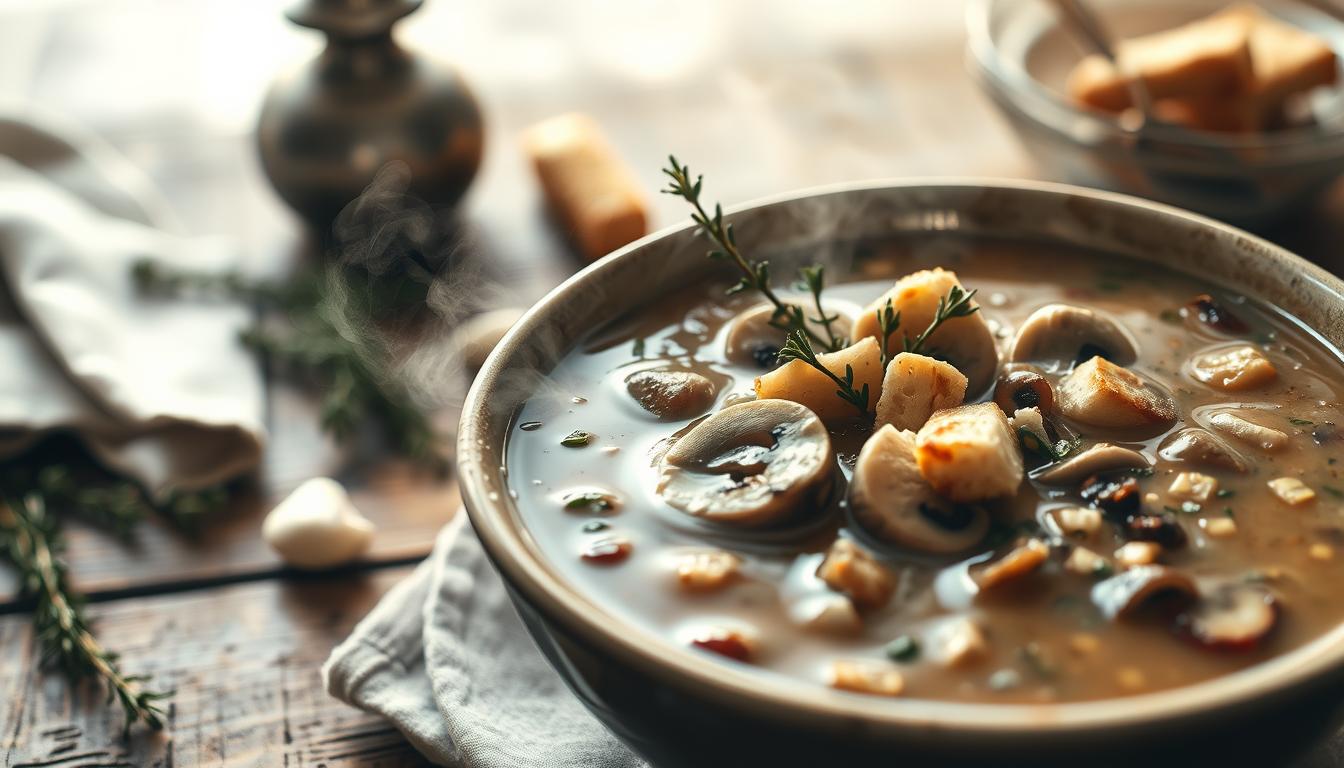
left=561, top=430, right=594, bottom=448
left=1216, top=488, right=1236, bottom=498
left=1092, top=561, right=1114, bottom=579
left=884, top=635, right=920, bottom=663
left=1289, top=417, right=1315, bottom=427
left=1224, top=507, right=1236, bottom=518
left=1017, top=643, right=1057, bottom=680
left=632, top=338, right=646, bottom=358
left=564, top=492, right=613, bottom=513
left=1324, top=485, right=1344, bottom=499
left=1158, top=308, right=1181, bottom=325
left=1096, top=280, right=1123, bottom=293
left=581, top=520, right=610, bottom=533
left=1180, top=501, right=1202, bottom=515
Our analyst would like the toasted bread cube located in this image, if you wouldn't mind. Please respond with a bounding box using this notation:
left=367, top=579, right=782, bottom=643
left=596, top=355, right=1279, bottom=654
left=816, top=538, right=895, bottom=611
left=1057, top=357, right=1176, bottom=428
left=1202, top=517, right=1239, bottom=538
left=754, top=337, right=882, bottom=423
left=1268, top=477, right=1316, bottom=505
left=932, top=617, right=989, bottom=669
left=1068, top=10, right=1253, bottom=112
left=830, top=659, right=905, bottom=696
left=1190, top=345, right=1277, bottom=391
left=875, top=352, right=968, bottom=432
left=1115, top=541, right=1162, bottom=567
left=1169, top=471, right=1218, bottom=503
left=851, top=268, right=998, bottom=395
left=1232, top=4, right=1339, bottom=103
left=914, top=402, right=1023, bottom=502
left=1209, top=411, right=1288, bottom=451
left=673, top=550, right=741, bottom=592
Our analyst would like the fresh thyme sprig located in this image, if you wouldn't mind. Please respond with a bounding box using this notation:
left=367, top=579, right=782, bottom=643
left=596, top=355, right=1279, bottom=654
left=905, top=284, right=980, bottom=355
left=876, top=297, right=901, bottom=366
left=777, top=331, right=870, bottom=416
left=661, top=156, right=839, bottom=351
left=797, top=266, right=846, bottom=351
left=0, top=494, right=169, bottom=736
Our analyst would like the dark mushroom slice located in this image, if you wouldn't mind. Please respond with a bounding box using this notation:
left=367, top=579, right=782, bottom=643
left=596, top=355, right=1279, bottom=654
left=849, top=424, right=990, bottom=553
left=658, top=400, right=835, bottom=527
left=1091, top=566, right=1198, bottom=621
left=1124, top=513, right=1188, bottom=549
left=1157, top=427, right=1250, bottom=474
left=1175, top=584, right=1278, bottom=652
left=1008, top=303, right=1139, bottom=371
left=1033, top=444, right=1151, bottom=486
left=625, top=368, right=719, bottom=420
left=1182, top=294, right=1250, bottom=335
left=1080, top=472, right=1143, bottom=518
left=993, top=368, right=1056, bottom=416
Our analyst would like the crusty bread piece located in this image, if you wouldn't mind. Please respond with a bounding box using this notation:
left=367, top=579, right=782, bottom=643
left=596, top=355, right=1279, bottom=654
left=754, top=336, right=883, bottom=423
left=1233, top=3, right=1338, bottom=103
left=874, top=352, right=967, bottom=432
left=1068, top=11, right=1254, bottom=112
left=522, top=113, right=648, bottom=261
left=851, top=268, right=998, bottom=396
left=914, top=402, right=1023, bottom=502
left=1057, top=356, right=1176, bottom=428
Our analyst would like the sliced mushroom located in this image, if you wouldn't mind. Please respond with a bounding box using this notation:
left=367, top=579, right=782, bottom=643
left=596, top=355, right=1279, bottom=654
left=1157, top=428, right=1250, bottom=473
left=972, top=539, right=1049, bottom=591
left=1080, top=472, right=1142, bottom=518
left=725, top=302, right=852, bottom=368
left=1182, top=294, right=1249, bottom=335
left=851, top=268, right=998, bottom=395
left=1175, top=584, right=1277, bottom=651
left=657, top=400, right=835, bottom=527
left=1208, top=411, right=1289, bottom=452
left=849, top=424, right=990, bottom=553
left=1123, top=513, right=1188, bottom=549
left=1090, top=566, right=1198, bottom=620
left=994, top=368, right=1055, bottom=415
left=626, top=368, right=719, bottom=420
left=1188, top=345, right=1277, bottom=392
left=1008, top=304, right=1139, bottom=371
left=1033, top=443, right=1151, bottom=485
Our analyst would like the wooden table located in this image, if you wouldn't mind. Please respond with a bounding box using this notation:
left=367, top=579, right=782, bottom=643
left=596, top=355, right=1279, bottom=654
left=3, top=1, right=1344, bottom=765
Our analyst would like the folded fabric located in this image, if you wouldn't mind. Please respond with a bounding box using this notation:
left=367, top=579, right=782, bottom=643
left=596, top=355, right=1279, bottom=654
left=0, top=112, right=264, bottom=493
left=323, top=513, right=646, bottom=768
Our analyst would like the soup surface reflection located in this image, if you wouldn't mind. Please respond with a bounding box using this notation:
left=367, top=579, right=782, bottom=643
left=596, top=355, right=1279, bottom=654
left=505, top=238, right=1344, bottom=703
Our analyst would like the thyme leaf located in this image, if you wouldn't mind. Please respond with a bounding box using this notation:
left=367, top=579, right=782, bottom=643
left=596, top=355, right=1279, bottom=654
left=776, top=331, right=869, bottom=416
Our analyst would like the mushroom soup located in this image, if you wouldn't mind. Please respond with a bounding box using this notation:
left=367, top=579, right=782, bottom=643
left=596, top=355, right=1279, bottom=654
left=505, top=237, right=1344, bottom=703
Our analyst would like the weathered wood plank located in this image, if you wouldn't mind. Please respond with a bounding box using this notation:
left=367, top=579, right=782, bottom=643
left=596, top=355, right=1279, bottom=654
left=0, top=565, right=433, bottom=767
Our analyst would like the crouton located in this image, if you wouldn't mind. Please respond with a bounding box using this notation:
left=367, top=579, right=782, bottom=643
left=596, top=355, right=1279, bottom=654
left=875, top=352, right=968, bottom=432
left=1057, top=356, right=1176, bottom=429
left=754, top=337, right=882, bottom=423
left=851, top=268, right=998, bottom=395
left=816, top=538, right=895, bottom=611
left=915, top=402, right=1023, bottom=502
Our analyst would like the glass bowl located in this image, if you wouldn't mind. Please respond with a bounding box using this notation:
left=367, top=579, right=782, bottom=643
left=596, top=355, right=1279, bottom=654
left=966, top=0, right=1344, bottom=228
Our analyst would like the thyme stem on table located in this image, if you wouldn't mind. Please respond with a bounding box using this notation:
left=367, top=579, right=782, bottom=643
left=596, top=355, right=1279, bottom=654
left=0, top=494, right=170, bottom=736
left=660, top=156, right=838, bottom=351
left=777, top=331, right=870, bottom=416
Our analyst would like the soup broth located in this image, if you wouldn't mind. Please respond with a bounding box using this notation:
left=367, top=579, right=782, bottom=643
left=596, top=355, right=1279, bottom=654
left=505, top=237, right=1344, bottom=704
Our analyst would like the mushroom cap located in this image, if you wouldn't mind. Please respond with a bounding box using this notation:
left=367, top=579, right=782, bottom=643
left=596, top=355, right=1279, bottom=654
left=849, top=424, right=989, bottom=553
left=1009, top=304, right=1139, bottom=372
left=1158, top=427, right=1250, bottom=473
left=1175, top=583, right=1278, bottom=652
left=1032, top=443, right=1152, bottom=485
left=725, top=302, right=854, bottom=368
left=1091, top=566, right=1198, bottom=620
left=658, top=400, right=835, bottom=527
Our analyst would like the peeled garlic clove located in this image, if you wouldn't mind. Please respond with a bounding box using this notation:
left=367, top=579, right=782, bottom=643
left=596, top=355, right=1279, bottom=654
left=262, top=478, right=376, bottom=569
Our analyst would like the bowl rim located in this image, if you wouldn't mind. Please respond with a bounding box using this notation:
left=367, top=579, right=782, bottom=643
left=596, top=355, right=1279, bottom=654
left=458, top=176, right=1344, bottom=735
left=963, top=0, right=1344, bottom=154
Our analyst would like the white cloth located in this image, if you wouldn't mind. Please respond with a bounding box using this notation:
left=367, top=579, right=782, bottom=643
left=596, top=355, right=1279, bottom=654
left=323, top=514, right=646, bottom=768
left=0, top=112, right=264, bottom=493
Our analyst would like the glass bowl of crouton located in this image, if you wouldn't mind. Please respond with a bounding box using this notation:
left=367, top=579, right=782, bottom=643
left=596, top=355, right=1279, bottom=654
left=967, top=0, right=1344, bottom=228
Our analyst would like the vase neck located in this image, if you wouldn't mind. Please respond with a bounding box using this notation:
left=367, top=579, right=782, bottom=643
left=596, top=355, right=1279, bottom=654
left=318, top=33, right=410, bottom=82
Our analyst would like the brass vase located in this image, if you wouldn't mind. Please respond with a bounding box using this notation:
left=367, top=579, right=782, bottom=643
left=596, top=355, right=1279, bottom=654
left=257, top=0, right=484, bottom=234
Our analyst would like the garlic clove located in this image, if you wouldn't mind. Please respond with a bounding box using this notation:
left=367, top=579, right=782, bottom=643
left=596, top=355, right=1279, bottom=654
left=262, top=477, right=376, bottom=569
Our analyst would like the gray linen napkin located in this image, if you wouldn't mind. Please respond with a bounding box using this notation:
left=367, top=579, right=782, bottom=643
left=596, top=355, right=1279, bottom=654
left=323, top=513, right=646, bottom=768
left=0, top=112, right=264, bottom=493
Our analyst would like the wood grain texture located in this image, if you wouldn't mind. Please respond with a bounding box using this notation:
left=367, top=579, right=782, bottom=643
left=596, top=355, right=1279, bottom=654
left=0, top=566, right=433, bottom=767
